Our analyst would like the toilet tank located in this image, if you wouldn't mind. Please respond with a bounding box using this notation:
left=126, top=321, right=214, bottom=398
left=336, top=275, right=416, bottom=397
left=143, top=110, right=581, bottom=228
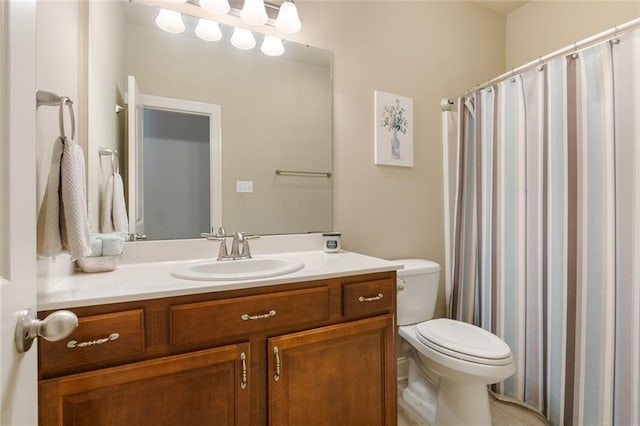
left=395, top=259, right=441, bottom=326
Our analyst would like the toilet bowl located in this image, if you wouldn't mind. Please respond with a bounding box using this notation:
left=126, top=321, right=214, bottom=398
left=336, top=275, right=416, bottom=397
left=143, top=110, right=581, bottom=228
left=395, top=259, right=515, bottom=426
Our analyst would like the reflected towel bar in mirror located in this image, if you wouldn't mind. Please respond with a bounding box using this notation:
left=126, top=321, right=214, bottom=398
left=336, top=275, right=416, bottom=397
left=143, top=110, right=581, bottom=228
left=275, top=170, right=332, bottom=178
left=99, top=148, right=120, bottom=173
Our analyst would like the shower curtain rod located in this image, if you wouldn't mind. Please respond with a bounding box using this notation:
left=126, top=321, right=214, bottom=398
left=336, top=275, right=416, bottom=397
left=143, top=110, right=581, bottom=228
left=457, top=16, right=640, bottom=99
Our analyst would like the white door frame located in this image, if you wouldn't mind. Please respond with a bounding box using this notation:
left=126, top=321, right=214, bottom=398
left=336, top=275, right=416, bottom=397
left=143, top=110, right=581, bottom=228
left=140, top=94, right=223, bottom=233
left=1, top=1, right=39, bottom=425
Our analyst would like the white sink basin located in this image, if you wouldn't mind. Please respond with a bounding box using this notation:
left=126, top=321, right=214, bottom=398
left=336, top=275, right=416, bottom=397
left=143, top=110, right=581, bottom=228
left=171, top=257, right=305, bottom=281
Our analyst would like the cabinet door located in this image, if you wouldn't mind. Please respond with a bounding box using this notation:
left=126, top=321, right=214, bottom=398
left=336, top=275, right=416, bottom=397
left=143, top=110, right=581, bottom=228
left=39, top=343, right=250, bottom=426
left=268, top=315, right=396, bottom=426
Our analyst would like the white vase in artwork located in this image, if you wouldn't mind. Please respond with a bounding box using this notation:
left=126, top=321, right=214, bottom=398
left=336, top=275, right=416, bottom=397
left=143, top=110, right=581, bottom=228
left=391, top=130, right=400, bottom=159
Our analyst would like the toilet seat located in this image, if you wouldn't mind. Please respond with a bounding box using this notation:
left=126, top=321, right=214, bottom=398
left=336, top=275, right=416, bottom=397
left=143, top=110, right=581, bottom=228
left=415, top=319, right=512, bottom=366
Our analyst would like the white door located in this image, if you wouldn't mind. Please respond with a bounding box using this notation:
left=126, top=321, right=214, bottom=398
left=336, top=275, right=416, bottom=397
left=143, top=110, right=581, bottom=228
left=127, top=75, right=145, bottom=238
left=0, top=1, right=39, bottom=425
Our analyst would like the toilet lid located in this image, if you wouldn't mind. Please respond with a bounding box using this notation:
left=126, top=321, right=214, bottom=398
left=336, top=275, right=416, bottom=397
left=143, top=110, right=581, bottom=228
left=416, top=319, right=512, bottom=365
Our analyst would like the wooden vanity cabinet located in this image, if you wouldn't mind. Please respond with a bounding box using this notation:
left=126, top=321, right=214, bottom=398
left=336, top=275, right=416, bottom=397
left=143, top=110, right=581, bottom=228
left=38, top=271, right=397, bottom=426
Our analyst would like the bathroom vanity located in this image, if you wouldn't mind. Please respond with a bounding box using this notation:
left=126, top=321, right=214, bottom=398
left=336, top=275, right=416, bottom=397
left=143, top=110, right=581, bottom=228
left=37, top=250, right=399, bottom=425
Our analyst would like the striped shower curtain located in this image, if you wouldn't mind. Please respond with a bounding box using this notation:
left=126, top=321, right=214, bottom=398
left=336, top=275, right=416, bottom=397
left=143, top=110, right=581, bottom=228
left=446, top=28, right=640, bottom=426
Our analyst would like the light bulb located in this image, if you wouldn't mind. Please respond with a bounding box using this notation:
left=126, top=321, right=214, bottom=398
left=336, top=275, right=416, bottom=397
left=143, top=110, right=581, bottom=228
left=200, top=0, right=230, bottom=15
left=195, top=19, right=222, bottom=42
left=230, top=28, right=256, bottom=50
left=275, top=1, right=301, bottom=34
left=155, top=9, right=185, bottom=34
left=261, top=36, right=284, bottom=56
left=240, top=0, right=268, bottom=26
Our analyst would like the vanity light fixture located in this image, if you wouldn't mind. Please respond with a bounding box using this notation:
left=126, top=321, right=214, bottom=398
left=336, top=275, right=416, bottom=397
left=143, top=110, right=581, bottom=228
left=154, top=0, right=298, bottom=55
left=231, top=27, right=256, bottom=49
left=275, top=0, right=301, bottom=34
left=200, top=0, right=230, bottom=15
left=155, top=9, right=185, bottom=34
left=240, top=0, right=269, bottom=26
left=195, top=18, right=223, bottom=41
left=261, top=35, right=284, bottom=56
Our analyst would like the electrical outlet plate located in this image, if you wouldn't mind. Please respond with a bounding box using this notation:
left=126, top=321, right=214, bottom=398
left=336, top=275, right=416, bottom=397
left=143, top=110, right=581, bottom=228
left=236, top=180, right=253, bottom=193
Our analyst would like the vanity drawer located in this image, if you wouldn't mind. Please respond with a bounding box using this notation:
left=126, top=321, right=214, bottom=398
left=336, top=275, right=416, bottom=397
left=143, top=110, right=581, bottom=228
left=343, top=279, right=394, bottom=318
left=39, top=309, right=145, bottom=375
left=170, top=286, right=330, bottom=346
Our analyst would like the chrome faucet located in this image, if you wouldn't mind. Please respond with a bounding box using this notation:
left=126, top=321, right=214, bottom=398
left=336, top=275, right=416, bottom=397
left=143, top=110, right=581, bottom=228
left=201, top=228, right=260, bottom=261
left=229, top=232, right=260, bottom=260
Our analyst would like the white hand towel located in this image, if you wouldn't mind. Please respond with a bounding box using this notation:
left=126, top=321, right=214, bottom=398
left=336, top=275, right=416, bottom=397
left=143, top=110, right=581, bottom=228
left=59, top=138, right=92, bottom=259
left=101, top=173, right=115, bottom=233
left=101, top=233, right=125, bottom=256
left=37, top=138, right=64, bottom=256
left=90, top=235, right=103, bottom=257
left=112, top=172, right=128, bottom=233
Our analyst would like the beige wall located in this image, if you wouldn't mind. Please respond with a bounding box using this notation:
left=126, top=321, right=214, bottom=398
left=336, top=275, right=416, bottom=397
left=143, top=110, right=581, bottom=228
left=507, top=1, right=640, bottom=69
left=36, top=1, right=86, bottom=210
left=87, top=1, right=126, bottom=232
left=289, top=2, right=506, bottom=316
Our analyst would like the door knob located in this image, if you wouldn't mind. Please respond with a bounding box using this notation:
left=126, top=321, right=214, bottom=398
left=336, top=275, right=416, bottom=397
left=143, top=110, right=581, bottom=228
left=14, top=308, right=78, bottom=353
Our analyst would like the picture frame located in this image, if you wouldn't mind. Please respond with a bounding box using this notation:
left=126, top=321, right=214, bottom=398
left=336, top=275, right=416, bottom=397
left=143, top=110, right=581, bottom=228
left=374, top=90, right=414, bottom=167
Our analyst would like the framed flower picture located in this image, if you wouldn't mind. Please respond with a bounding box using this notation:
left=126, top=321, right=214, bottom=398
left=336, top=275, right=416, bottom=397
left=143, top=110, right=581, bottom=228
left=374, top=90, right=414, bottom=167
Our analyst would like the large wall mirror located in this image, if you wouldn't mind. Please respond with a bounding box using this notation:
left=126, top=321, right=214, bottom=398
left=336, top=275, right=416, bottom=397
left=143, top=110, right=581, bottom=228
left=87, top=1, right=332, bottom=241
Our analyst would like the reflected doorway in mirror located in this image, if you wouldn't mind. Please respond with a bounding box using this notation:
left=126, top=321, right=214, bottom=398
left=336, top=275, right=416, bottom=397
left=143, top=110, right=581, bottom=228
left=126, top=81, right=223, bottom=240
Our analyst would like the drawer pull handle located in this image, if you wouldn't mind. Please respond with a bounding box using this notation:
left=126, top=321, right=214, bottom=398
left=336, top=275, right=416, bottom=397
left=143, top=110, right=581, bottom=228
left=241, top=309, right=277, bottom=321
left=240, top=352, right=248, bottom=390
left=66, top=332, right=120, bottom=349
left=273, top=346, right=281, bottom=382
left=358, top=293, right=384, bottom=302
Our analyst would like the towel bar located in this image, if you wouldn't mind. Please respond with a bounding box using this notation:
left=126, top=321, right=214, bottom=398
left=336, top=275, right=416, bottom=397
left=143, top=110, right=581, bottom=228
left=275, top=169, right=332, bottom=178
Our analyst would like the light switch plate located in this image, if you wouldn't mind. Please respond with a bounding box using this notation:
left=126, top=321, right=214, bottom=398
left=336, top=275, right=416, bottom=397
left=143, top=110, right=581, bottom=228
left=236, top=180, right=253, bottom=193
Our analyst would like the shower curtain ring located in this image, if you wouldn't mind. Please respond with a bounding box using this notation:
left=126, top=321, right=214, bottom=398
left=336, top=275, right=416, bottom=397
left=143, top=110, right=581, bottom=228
left=571, top=42, right=579, bottom=59
left=611, top=27, right=620, bottom=45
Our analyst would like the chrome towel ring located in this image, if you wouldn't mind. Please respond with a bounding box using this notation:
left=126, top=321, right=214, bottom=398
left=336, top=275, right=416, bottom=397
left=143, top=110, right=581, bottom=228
left=36, top=90, right=76, bottom=141
left=58, top=96, right=75, bottom=140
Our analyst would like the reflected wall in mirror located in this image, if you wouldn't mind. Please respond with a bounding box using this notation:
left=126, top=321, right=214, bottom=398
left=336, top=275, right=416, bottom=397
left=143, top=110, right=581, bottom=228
left=88, top=1, right=332, bottom=240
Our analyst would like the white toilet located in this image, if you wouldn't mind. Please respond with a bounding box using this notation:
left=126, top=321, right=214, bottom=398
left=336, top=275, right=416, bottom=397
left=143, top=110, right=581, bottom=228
left=395, top=259, right=515, bottom=426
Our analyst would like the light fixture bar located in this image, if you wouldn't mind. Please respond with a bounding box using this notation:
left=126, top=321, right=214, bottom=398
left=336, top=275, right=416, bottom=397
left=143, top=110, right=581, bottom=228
left=133, top=0, right=285, bottom=37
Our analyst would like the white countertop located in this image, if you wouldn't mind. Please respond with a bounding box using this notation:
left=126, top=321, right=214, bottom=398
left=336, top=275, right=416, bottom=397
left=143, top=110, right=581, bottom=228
left=37, top=251, right=402, bottom=311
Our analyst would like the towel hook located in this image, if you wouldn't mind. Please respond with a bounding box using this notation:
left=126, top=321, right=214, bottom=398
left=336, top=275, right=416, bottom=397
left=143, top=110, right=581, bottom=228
left=58, top=97, right=76, bottom=140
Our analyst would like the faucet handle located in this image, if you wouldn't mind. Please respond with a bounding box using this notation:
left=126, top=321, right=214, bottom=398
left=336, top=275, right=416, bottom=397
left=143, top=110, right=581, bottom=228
left=217, top=239, right=230, bottom=260
left=238, top=234, right=260, bottom=258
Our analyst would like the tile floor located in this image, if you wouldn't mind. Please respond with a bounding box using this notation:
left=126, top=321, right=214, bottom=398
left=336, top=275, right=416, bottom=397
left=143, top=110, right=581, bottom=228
left=398, top=392, right=549, bottom=426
